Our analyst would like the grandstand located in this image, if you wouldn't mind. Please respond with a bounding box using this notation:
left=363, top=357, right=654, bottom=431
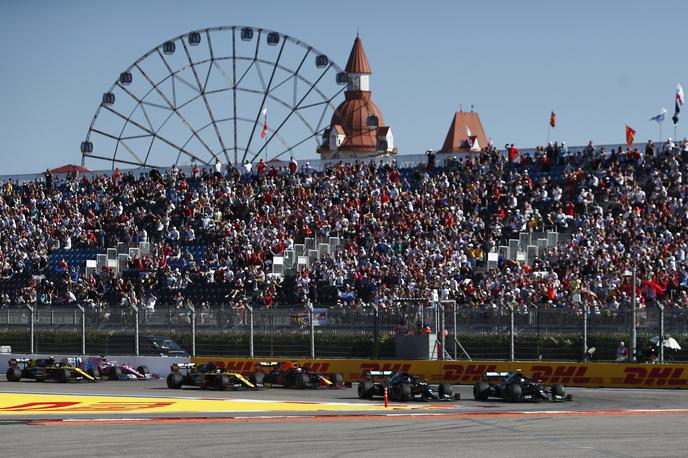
left=1, top=138, right=687, bottom=324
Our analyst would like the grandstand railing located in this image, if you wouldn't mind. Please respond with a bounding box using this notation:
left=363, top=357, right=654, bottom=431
left=2, top=304, right=687, bottom=361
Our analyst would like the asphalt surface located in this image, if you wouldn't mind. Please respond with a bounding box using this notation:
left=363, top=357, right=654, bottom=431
left=2, top=377, right=688, bottom=457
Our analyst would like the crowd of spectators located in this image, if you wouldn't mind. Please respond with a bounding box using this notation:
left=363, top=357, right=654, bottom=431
left=2, top=137, right=688, bottom=319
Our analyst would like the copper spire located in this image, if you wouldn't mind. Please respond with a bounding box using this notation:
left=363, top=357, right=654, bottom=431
left=345, top=35, right=372, bottom=74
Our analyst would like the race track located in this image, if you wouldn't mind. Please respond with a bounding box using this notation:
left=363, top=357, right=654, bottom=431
left=2, top=377, right=688, bottom=457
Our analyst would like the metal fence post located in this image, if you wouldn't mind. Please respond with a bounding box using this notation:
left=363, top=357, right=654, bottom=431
left=306, top=303, right=315, bottom=359
left=247, top=305, right=254, bottom=358
left=509, top=304, right=515, bottom=361
left=439, top=302, right=445, bottom=360
left=132, top=305, right=140, bottom=357
left=26, top=305, right=35, bottom=354
left=78, top=305, right=86, bottom=356
left=187, top=303, right=196, bottom=358
left=270, top=307, right=274, bottom=357
left=453, top=303, right=457, bottom=359
left=372, top=304, right=379, bottom=359
left=658, top=303, right=665, bottom=363
left=631, top=266, right=637, bottom=362
left=582, top=303, right=588, bottom=362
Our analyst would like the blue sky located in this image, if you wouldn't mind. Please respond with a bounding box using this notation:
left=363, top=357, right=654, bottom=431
left=1, top=0, right=687, bottom=174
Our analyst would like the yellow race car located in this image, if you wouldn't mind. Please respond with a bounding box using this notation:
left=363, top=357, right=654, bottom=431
left=6, top=357, right=97, bottom=383
left=166, top=362, right=257, bottom=390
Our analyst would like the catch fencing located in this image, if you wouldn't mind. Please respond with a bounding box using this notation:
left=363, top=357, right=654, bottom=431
left=1, top=304, right=687, bottom=362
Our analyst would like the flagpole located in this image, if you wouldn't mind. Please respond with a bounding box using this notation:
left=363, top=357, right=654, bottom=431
left=546, top=126, right=551, bottom=145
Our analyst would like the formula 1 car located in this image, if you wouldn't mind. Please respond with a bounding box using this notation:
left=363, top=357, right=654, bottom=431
left=84, top=356, right=151, bottom=381
left=357, top=370, right=459, bottom=402
left=166, top=362, right=257, bottom=390
left=473, top=371, right=573, bottom=402
left=250, top=361, right=344, bottom=389
left=6, top=357, right=97, bottom=383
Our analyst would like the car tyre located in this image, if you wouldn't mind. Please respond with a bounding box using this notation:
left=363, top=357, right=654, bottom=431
left=136, top=366, right=150, bottom=377
left=400, top=382, right=412, bottom=402
left=473, top=382, right=490, bottom=401
left=34, top=368, right=46, bottom=382
left=357, top=380, right=375, bottom=399
left=329, top=373, right=344, bottom=386
left=58, top=368, right=71, bottom=383
left=505, top=383, right=522, bottom=402
left=439, top=383, right=453, bottom=399
left=217, top=374, right=230, bottom=391
left=88, top=367, right=101, bottom=379
left=166, top=372, right=183, bottom=389
left=108, top=366, right=122, bottom=381
left=6, top=367, right=21, bottom=382
left=389, top=384, right=400, bottom=401
left=249, top=371, right=264, bottom=386
left=551, top=383, right=565, bottom=399
left=296, top=372, right=309, bottom=389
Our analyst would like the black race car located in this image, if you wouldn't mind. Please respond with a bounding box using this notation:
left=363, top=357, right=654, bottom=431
left=6, top=357, right=97, bottom=383
left=250, top=361, right=344, bottom=389
left=166, top=362, right=257, bottom=390
left=473, top=371, right=572, bottom=402
left=357, top=370, right=459, bottom=402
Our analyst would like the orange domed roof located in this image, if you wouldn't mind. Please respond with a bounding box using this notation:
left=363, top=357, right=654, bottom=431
left=331, top=92, right=384, bottom=152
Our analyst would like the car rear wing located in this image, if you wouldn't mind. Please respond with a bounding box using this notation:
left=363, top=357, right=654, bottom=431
left=255, top=362, right=281, bottom=367
left=9, top=358, right=31, bottom=367
left=170, top=362, right=195, bottom=372
left=484, top=371, right=510, bottom=378
left=366, top=370, right=394, bottom=377
left=61, top=357, right=83, bottom=366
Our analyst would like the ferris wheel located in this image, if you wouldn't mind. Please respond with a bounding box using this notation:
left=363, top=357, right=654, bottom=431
left=80, top=26, right=348, bottom=169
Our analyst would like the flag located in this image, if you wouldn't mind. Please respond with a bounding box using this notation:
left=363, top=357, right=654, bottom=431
left=650, top=108, right=667, bottom=124
left=673, top=84, right=684, bottom=126
left=465, top=126, right=473, bottom=147
left=550, top=111, right=556, bottom=129
left=260, top=107, right=268, bottom=138
left=625, top=124, right=636, bottom=148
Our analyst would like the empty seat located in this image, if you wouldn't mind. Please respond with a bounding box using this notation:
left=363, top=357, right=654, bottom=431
left=272, top=256, right=284, bottom=275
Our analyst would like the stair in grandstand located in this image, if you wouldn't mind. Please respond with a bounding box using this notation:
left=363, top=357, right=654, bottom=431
left=487, top=229, right=570, bottom=271
left=270, top=236, right=343, bottom=278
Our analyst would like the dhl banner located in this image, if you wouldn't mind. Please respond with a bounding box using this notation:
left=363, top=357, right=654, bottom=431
left=193, top=357, right=688, bottom=389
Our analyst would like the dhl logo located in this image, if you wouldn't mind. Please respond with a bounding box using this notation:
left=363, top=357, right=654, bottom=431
left=622, top=367, right=687, bottom=386
left=0, top=401, right=174, bottom=412
left=530, top=365, right=592, bottom=384
left=211, top=360, right=256, bottom=374
left=300, top=362, right=331, bottom=373
left=441, top=364, right=498, bottom=382
left=359, top=363, right=412, bottom=379
left=208, top=360, right=332, bottom=375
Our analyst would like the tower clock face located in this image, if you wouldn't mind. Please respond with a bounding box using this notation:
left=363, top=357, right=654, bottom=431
left=351, top=77, right=360, bottom=90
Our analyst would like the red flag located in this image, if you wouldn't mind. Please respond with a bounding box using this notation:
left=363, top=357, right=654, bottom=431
left=625, top=124, right=635, bottom=148
left=260, top=107, right=268, bottom=139
left=550, top=111, right=556, bottom=128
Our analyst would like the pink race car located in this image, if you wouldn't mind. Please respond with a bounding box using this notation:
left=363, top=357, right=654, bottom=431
left=84, top=356, right=152, bottom=380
